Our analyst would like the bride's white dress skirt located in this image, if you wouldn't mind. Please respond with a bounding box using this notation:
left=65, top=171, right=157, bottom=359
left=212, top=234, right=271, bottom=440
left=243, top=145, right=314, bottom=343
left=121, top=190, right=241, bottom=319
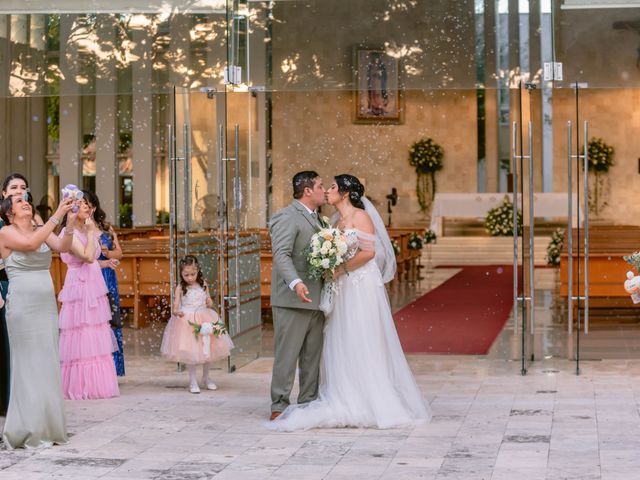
left=268, top=237, right=431, bottom=431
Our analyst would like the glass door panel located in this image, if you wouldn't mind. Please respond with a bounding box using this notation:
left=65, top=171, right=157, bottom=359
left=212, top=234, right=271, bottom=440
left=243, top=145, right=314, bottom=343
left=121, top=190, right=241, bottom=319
left=169, top=86, right=224, bottom=367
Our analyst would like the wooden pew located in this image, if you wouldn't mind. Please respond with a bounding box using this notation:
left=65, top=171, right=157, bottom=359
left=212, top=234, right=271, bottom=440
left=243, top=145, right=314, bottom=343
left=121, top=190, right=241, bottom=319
left=559, top=225, right=640, bottom=309
left=114, top=226, right=169, bottom=241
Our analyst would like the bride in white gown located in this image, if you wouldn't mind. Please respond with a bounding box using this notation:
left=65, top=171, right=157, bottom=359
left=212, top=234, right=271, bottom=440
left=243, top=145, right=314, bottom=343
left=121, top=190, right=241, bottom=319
left=268, top=174, right=431, bottom=431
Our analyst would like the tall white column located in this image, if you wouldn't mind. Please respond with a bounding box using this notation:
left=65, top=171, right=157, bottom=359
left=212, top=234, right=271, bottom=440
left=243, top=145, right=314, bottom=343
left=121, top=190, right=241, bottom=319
left=131, top=23, right=154, bottom=226
left=6, top=16, right=31, bottom=189
left=58, top=15, right=82, bottom=190
left=9, top=15, right=27, bottom=44
left=95, top=15, right=118, bottom=225
left=170, top=14, right=192, bottom=229
left=247, top=7, right=268, bottom=228
left=29, top=14, right=45, bottom=51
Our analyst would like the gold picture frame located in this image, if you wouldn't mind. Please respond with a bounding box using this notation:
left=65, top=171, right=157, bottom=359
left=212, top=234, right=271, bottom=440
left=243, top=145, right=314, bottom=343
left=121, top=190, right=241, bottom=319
left=353, top=47, right=403, bottom=124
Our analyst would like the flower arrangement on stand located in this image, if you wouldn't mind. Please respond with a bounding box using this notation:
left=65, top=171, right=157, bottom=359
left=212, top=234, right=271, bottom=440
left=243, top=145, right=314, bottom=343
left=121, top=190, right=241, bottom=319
left=545, top=228, right=565, bottom=266
left=407, top=232, right=423, bottom=251
left=422, top=229, right=437, bottom=270
left=484, top=197, right=523, bottom=236
left=423, top=229, right=437, bottom=245
left=408, top=138, right=444, bottom=215
left=583, top=137, right=615, bottom=217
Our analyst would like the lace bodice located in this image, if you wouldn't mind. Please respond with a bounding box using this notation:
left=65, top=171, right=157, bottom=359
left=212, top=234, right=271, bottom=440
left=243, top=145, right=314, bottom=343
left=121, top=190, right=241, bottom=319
left=181, top=286, right=209, bottom=312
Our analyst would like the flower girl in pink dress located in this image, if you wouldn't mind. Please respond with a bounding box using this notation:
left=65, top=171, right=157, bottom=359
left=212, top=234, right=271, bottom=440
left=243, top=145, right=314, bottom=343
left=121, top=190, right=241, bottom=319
left=161, top=255, right=233, bottom=393
left=58, top=197, right=119, bottom=400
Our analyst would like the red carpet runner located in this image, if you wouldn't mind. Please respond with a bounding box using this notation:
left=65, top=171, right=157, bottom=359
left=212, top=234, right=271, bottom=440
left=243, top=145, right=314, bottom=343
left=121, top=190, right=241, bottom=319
left=393, top=265, right=514, bottom=355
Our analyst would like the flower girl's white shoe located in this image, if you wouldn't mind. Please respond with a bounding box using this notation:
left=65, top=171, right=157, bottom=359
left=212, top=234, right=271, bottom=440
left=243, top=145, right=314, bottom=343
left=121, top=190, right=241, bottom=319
left=205, top=381, right=217, bottom=391
left=189, top=383, right=201, bottom=394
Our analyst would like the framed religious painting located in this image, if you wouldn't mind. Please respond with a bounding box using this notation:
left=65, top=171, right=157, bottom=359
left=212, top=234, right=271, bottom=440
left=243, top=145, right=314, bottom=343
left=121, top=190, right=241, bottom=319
left=353, top=47, right=403, bottom=124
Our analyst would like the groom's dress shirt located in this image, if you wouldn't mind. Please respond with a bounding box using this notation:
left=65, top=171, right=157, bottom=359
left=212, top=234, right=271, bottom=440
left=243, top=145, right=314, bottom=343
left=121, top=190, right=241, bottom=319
left=289, top=201, right=318, bottom=291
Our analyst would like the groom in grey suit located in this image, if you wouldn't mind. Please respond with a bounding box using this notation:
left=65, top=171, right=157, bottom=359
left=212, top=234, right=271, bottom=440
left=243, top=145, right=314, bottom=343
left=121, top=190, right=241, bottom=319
left=269, top=171, right=327, bottom=420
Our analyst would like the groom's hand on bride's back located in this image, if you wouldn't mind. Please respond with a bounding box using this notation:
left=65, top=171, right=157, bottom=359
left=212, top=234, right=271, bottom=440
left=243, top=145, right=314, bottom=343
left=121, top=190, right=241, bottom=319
left=294, top=282, right=312, bottom=303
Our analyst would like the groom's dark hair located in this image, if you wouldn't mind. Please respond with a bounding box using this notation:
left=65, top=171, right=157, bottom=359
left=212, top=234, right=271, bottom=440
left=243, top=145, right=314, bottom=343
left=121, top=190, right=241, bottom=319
left=292, top=171, right=319, bottom=199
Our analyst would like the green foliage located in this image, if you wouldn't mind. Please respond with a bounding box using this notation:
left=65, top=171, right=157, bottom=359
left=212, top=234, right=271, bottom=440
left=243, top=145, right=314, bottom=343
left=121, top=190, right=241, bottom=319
left=156, top=209, right=170, bottom=224
left=119, top=132, right=133, bottom=154
left=47, top=96, right=60, bottom=141
left=119, top=203, right=133, bottom=228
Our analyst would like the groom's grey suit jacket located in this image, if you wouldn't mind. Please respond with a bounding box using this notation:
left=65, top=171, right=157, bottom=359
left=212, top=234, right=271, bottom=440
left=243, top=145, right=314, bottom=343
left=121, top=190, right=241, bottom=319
left=269, top=201, right=323, bottom=310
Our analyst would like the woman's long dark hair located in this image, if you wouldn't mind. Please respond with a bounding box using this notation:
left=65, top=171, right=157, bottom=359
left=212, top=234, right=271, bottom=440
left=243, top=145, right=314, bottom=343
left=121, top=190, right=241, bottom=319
left=2, top=173, right=33, bottom=204
left=82, top=190, right=111, bottom=236
left=335, top=174, right=366, bottom=210
left=179, top=255, right=206, bottom=296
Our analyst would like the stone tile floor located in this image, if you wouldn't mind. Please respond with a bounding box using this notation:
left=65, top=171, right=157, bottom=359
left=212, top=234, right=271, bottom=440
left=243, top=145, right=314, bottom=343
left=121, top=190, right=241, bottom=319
left=4, top=265, right=640, bottom=479
left=3, top=352, right=640, bottom=479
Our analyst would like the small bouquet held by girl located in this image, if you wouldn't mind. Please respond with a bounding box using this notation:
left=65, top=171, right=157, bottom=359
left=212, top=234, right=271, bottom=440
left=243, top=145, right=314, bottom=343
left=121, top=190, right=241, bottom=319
left=306, top=225, right=349, bottom=315
left=160, top=255, right=234, bottom=394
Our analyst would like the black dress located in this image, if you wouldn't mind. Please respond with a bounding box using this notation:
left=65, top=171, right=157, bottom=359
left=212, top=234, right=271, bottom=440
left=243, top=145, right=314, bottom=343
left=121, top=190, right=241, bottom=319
left=0, top=218, right=10, bottom=416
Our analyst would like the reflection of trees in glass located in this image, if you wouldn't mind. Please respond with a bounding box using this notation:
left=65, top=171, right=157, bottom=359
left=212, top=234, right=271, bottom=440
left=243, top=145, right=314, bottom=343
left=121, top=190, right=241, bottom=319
left=5, top=11, right=236, bottom=97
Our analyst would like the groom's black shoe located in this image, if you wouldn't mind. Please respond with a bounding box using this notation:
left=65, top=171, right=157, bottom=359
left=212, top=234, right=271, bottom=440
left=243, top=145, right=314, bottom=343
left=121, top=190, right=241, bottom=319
left=270, top=411, right=282, bottom=421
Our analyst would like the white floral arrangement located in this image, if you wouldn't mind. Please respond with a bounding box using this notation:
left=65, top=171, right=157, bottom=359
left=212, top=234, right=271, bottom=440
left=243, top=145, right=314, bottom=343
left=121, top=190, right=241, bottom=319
left=586, top=137, right=614, bottom=173
left=484, top=197, right=523, bottom=237
left=407, top=232, right=423, bottom=250
left=423, top=229, right=437, bottom=244
left=545, top=228, right=565, bottom=266
left=306, top=228, right=348, bottom=280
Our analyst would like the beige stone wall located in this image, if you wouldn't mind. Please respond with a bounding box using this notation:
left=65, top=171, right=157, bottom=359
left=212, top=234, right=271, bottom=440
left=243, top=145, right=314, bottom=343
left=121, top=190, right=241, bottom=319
left=269, top=0, right=481, bottom=226
left=271, top=89, right=478, bottom=226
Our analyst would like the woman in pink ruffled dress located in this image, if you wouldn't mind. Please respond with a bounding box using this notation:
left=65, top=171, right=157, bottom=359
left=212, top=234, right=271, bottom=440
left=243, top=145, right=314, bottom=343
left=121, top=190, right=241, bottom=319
left=58, top=197, right=119, bottom=400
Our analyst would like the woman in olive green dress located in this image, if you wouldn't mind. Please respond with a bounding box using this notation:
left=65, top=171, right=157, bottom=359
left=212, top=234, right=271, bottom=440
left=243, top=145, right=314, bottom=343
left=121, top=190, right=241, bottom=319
left=0, top=194, right=74, bottom=449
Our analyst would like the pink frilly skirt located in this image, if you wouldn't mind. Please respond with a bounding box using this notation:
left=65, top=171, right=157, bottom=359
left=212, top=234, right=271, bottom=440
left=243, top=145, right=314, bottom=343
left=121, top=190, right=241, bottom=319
left=160, top=307, right=234, bottom=365
left=58, top=263, right=120, bottom=400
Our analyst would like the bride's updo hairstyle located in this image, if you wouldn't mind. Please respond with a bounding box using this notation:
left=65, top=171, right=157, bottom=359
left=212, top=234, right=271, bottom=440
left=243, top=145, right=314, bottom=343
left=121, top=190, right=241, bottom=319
left=335, top=174, right=365, bottom=210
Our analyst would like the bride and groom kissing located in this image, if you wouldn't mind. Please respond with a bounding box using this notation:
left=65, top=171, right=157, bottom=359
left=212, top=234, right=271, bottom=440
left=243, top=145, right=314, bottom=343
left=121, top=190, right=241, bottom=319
left=267, top=171, right=430, bottom=431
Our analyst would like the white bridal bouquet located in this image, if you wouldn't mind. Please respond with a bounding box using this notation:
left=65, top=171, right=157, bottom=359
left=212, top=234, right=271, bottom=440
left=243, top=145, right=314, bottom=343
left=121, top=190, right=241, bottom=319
left=307, top=227, right=348, bottom=280
left=306, top=227, right=348, bottom=314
